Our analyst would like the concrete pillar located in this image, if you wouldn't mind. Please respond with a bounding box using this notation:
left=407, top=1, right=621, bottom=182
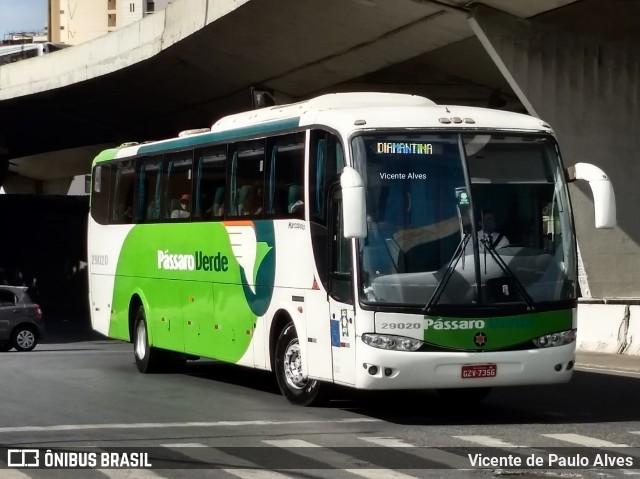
left=469, top=3, right=640, bottom=300
left=43, top=177, right=75, bottom=195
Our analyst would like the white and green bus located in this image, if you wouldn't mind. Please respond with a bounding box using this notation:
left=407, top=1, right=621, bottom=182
left=88, top=92, right=615, bottom=405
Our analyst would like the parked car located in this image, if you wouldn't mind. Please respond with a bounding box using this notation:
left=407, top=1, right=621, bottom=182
left=0, top=286, right=44, bottom=352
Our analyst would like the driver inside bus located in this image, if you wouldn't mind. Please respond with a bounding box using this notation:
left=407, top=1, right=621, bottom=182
left=465, top=210, right=508, bottom=254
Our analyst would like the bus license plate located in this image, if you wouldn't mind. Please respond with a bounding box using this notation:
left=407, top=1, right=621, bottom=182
left=461, top=364, right=497, bottom=379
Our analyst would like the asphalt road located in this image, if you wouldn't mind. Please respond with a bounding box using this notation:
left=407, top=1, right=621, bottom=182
left=1, top=327, right=640, bottom=479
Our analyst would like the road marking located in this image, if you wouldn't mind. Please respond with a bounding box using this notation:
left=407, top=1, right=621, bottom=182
left=343, top=470, right=418, bottom=479
left=359, top=436, right=469, bottom=469
left=264, top=439, right=320, bottom=447
left=359, top=437, right=414, bottom=448
left=224, top=470, right=294, bottom=479
left=0, top=470, right=33, bottom=479
left=265, top=439, right=419, bottom=479
left=0, top=418, right=380, bottom=434
left=159, top=442, right=293, bottom=477
left=542, top=433, right=630, bottom=447
left=160, top=443, right=207, bottom=448
left=453, top=435, right=519, bottom=447
left=97, top=470, right=166, bottom=479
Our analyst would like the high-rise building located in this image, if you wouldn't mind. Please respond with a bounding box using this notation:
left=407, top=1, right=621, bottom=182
left=48, top=0, right=170, bottom=45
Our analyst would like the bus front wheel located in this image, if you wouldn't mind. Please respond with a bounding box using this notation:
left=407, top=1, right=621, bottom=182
left=275, top=322, right=325, bottom=406
left=133, top=306, right=165, bottom=373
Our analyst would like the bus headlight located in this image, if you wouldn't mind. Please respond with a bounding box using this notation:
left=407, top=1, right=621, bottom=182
left=533, top=329, right=576, bottom=348
left=362, top=333, right=423, bottom=351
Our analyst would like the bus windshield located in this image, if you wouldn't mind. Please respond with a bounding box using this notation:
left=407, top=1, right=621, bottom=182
left=353, top=132, right=576, bottom=311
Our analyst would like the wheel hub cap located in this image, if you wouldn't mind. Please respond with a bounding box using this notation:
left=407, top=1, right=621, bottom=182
left=135, top=322, right=147, bottom=360
left=283, top=341, right=307, bottom=390
left=16, top=331, right=35, bottom=349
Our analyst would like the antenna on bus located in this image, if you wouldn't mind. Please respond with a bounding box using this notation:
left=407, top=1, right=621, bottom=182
left=250, top=86, right=276, bottom=109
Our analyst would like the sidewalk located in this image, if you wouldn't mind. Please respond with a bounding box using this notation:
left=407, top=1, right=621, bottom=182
left=576, top=351, right=640, bottom=375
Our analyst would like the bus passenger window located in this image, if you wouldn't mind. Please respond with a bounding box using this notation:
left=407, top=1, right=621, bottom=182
left=309, top=130, right=344, bottom=225
left=228, top=140, right=265, bottom=218
left=195, top=145, right=226, bottom=220
left=265, top=133, right=305, bottom=219
left=211, top=186, right=225, bottom=218
left=164, top=151, right=193, bottom=221
left=137, top=158, right=163, bottom=223
left=329, top=192, right=353, bottom=304
left=112, top=161, right=135, bottom=224
left=90, top=164, right=111, bottom=225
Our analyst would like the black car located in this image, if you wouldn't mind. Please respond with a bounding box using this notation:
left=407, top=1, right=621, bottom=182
left=0, top=286, right=44, bottom=352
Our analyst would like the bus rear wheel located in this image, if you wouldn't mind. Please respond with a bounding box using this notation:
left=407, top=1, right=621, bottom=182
left=133, top=306, right=166, bottom=373
left=275, top=322, right=325, bottom=406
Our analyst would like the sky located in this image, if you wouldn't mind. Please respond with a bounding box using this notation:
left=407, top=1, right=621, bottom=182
left=0, top=0, right=47, bottom=38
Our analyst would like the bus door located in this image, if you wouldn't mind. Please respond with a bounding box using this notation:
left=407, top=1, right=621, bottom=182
left=328, top=190, right=357, bottom=386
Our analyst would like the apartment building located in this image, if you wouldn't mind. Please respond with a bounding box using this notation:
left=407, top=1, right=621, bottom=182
left=49, top=0, right=171, bottom=45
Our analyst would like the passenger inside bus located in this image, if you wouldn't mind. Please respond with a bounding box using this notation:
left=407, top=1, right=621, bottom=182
left=171, top=194, right=191, bottom=218
left=238, top=184, right=263, bottom=216
left=212, top=187, right=225, bottom=217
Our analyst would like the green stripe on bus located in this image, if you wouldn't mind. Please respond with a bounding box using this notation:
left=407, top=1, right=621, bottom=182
left=91, top=148, right=120, bottom=166
left=136, top=118, right=301, bottom=155
left=422, top=309, right=572, bottom=351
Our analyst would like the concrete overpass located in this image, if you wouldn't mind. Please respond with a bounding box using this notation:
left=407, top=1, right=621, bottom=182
left=1, top=0, right=639, bottom=348
left=0, top=0, right=570, bottom=190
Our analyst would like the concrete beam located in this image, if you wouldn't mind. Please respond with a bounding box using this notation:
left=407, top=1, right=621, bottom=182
left=469, top=2, right=640, bottom=299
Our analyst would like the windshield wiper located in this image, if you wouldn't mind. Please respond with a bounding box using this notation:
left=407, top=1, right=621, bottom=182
left=423, top=234, right=470, bottom=313
left=479, top=236, right=535, bottom=310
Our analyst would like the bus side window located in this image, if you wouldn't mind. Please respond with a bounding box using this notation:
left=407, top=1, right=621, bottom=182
left=164, top=151, right=193, bottom=221
left=91, top=164, right=111, bottom=225
left=266, top=133, right=305, bottom=219
left=112, top=161, right=135, bottom=224
left=136, top=157, right=163, bottom=223
left=310, top=130, right=344, bottom=226
left=194, top=145, right=226, bottom=220
left=228, top=140, right=265, bottom=218
left=329, top=191, right=353, bottom=304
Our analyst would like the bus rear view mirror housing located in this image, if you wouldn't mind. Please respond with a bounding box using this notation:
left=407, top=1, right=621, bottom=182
left=566, top=162, right=616, bottom=229
left=341, top=166, right=367, bottom=239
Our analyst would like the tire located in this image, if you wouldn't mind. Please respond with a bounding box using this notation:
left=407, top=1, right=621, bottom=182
left=133, top=306, right=166, bottom=373
left=0, top=343, right=12, bottom=352
left=12, top=326, right=37, bottom=352
left=436, top=387, right=492, bottom=404
left=274, top=322, right=325, bottom=406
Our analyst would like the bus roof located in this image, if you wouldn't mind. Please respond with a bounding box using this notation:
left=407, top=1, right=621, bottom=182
left=93, top=92, right=553, bottom=165
left=210, top=92, right=436, bottom=133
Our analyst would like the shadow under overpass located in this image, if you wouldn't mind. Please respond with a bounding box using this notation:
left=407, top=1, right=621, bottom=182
left=0, top=194, right=90, bottom=338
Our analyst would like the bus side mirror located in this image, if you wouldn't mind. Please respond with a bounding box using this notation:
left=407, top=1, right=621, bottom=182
left=340, top=166, right=367, bottom=239
left=566, top=162, right=616, bottom=229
